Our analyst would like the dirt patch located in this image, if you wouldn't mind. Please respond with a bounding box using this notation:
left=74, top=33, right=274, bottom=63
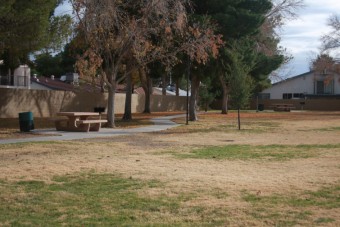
left=1, top=111, right=339, bottom=189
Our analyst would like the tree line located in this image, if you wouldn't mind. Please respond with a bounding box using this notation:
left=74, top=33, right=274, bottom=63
left=7, top=0, right=339, bottom=128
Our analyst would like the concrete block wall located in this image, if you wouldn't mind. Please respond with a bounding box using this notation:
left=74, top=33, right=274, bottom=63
left=0, top=88, right=187, bottom=118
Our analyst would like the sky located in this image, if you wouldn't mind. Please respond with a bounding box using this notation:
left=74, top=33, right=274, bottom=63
left=278, top=0, right=340, bottom=78
left=55, top=1, right=340, bottom=79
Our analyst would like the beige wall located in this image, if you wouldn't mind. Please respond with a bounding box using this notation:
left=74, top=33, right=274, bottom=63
left=0, top=88, right=187, bottom=118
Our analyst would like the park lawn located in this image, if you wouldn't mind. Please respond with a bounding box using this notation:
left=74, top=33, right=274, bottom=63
left=0, top=111, right=339, bottom=226
left=0, top=171, right=338, bottom=226
left=0, top=173, right=228, bottom=226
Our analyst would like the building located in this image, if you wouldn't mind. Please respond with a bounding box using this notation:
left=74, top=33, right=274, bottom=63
left=0, top=65, right=31, bottom=89
left=260, top=70, right=340, bottom=100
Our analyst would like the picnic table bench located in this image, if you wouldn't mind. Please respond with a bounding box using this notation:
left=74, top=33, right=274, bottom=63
left=270, top=104, right=295, bottom=112
left=55, top=112, right=107, bottom=132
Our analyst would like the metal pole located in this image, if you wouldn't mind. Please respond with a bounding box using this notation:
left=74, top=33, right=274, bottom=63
left=186, top=58, right=191, bottom=125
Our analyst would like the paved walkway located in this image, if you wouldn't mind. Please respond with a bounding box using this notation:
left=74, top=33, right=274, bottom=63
left=0, top=114, right=185, bottom=145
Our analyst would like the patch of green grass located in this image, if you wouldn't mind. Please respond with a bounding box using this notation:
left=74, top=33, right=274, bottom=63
left=0, top=173, right=230, bottom=226
left=292, top=185, right=340, bottom=209
left=246, top=208, right=312, bottom=226
left=172, top=144, right=340, bottom=161
left=243, top=185, right=340, bottom=208
left=0, top=143, right=28, bottom=150
left=316, top=127, right=340, bottom=132
left=315, top=217, right=335, bottom=224
left=174, top=124, right=233, bottom=134
left=173, top=121, right=279, bottom=134
left=242, top=185, right=340, bottom=226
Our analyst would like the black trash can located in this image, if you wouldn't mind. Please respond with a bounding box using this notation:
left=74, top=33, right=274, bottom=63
left=258, top=104, right=264, bottom=111
left=18, top=112, right=34, bottom=132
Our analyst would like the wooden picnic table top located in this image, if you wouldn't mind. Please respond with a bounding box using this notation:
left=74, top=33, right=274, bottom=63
left=55, top=112, right=103, bottom=132
left=57, top=112, right=99, bottom=117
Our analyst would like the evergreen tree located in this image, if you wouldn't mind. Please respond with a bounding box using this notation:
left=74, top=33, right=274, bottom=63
left=191, top=0, right=298, bottom=115
left=0, top=0, right=70, bottom=74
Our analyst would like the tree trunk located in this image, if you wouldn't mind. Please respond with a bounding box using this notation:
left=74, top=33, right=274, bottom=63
left=100, top=74, right=105, bottom=93
left=219, top=75, right=229, bottom=114
left=145, top=76, right=152, bottom=113
left=140, top=69, right=152, bottom=113
left=105, top=66, right=117, bottom=128
left=107, top=84, right=116, bottom=127
left=162, top=73, right=167, bottom=95
left=189, top=74, right=200, bottom=121
left=238, top=108, right=241, bottom=130
left=122, top=72, right=132, bottom=121
left=175, top=77, right=180, bottom=96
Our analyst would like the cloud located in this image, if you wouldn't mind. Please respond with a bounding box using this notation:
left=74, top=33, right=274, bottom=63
left=279, top=0, right=340, bottom=77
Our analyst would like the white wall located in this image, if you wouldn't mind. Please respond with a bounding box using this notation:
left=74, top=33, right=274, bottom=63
left=262, top=72, right=340, bottom=99
left=13, top=65, right=30, bottom=88
left=335, top=74, right=340, bottom=94
left=262, top=73, right=313, bottom=99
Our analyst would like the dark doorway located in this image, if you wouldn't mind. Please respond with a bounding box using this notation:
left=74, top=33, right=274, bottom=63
left=316, top=81, right=324, bottom=94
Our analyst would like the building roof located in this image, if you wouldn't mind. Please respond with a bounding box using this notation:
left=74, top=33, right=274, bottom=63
left=272, top=71, right=313, bottom=86
left=31, top=76, right=188, bottom=96
left=31, top=77, right=109, bottom=93
left=31, top=77, right=148, bottom=94
left=31, top=77, right=75, bottom=91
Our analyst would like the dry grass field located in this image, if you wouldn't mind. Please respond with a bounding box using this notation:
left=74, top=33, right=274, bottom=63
left=0, top=111, right=339, bottom=226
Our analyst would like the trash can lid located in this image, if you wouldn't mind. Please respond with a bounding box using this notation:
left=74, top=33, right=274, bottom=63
left=19, top=112, right=33, bottom=121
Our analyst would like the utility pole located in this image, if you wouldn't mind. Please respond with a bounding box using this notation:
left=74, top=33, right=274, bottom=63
left=186, top=57, right=191, bottom=125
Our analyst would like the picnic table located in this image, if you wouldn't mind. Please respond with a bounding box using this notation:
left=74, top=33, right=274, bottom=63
left=55, top=112, right=107, bottom=132
left=270, top=104, right=295, bottom=112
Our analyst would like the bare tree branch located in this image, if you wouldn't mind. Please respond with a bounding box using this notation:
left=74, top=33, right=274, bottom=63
left=267, top=0, right=305, bottom=24
left=321, top=14, right=340, bottom=52
left=70, top=0, right=223, bottom=126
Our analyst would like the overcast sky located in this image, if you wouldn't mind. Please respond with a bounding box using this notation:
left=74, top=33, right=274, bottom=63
left=55, top=1, right=340, bottom=78
left=279, top=0, right=340, bottom=77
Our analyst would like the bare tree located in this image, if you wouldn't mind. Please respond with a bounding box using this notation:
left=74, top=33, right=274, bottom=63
left=257, top=0, right=305, bottom=55
left=267, top=0, right=305, bottom=23
left=72, top=0, right=222, bottom=126
left=72, top=0, right=136, bottom=127
left=322, top=15, right=340, bottom=52
left=253, top=0, right=305, bottom=85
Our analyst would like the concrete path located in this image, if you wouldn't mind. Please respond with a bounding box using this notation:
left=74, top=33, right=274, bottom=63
left=0, top=114, right=185, bottom=145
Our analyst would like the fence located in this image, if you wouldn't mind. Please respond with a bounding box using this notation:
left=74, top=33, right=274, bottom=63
left=0, top=88, right=187, bottom=118
left=250, top=98, right=340, bottom=111
left=0, top=75, right=30, bottom=87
